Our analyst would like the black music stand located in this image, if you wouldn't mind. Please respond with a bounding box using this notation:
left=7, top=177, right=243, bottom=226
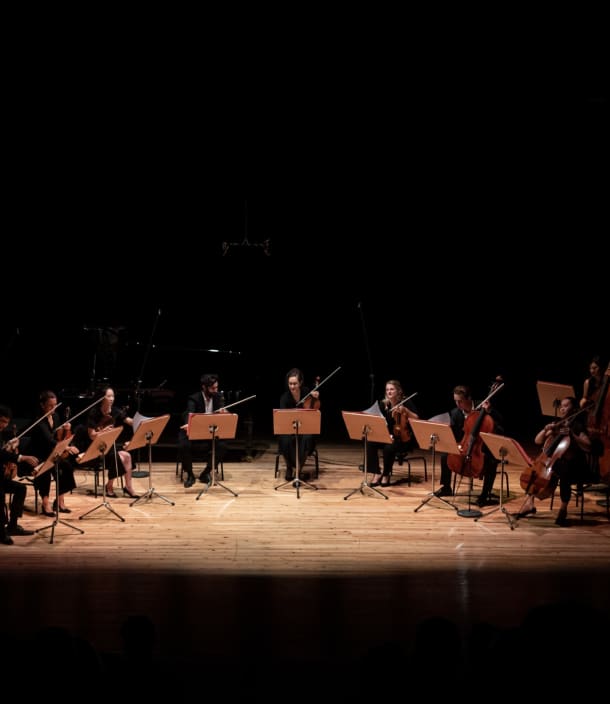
left=409, top=419, right=460, bottom=513
left=536, top=381, right=576, bottom=418
left=127, top=413, right=172, bottom=507
left=477, top=432, right=532, bottom=529
left=274, top=409, right=321, bottom=498
left=77, top=426, right=125, bottom=522
left=342, top=411, right=392, bottom=500
left=188, top=412, right=239, bottom=498
left=34, top=437, right=85, bottom=544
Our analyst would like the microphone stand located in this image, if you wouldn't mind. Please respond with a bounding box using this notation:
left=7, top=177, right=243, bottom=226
left=132, top=307, right=162, bottom=478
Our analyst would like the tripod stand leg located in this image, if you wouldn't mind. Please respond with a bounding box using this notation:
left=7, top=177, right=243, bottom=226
left=474, top=461, right=517, bottom=529
left=35, top=462, right=86, bottom=543
left=79, top=500, right=125, bottom=521
left=414, top=492, right=456, bottom=512
left=132, top=489, right=175, bottom=506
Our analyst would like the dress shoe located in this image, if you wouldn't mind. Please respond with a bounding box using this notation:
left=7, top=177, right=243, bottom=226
left=476, top=495, right=499, bottom=507
left=515, top=507, right=537, bottom=519
left=1, top=534, right=14, bottom=545
left=184, top=475, right=195, bottom=488
left=7, top=524, right=35, bottom=536
left=555, top=508, right=568, bottom=526
left=380, top=477, right=392, bottom=487
left=41, top=506, right=55, bottom=517
left=435, top=486, right=453, bottom=497
left=53, top=500, right=71, bottom=514
left=122, top=487, right=140, bottom=499
left=104, top=485, right=117, bottom=498
left=199, top=471, right=211, bottom=485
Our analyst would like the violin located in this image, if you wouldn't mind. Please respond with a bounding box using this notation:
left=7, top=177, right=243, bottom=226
left=2, top=423, right=18, bottom=480
left=447, top=378, right=504, bottom=478
left=55, top=406, right=74, bottom=459
left=298, top=367, right=341, bottom=409
left=388, top=392, right=418, bottom=443
left=302, top=376, right=321, bottom=410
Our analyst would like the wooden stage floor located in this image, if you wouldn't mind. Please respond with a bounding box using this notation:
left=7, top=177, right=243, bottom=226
left=3, top=440, right=610, bottom=683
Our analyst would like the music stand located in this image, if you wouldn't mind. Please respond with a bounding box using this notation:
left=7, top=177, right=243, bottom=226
left=77, top=426, right=125, bottom=522
left=127, top=413, right=172, bottom=507
left=536, top=381, right=576, bottom=417
left=342, top=411, right=392, bottom=500
left=477, top=432, right=532, bottom=529
left=188, top=412, right=239, bottom=498
left=273, top=409, right=320, bottom=498
left=409, top=419, right=460, bottom=513
left=34, top=436, right=85, bottom=544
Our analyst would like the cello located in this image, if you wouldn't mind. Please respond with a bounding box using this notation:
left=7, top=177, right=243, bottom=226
left=520, top=404, right=590, bottom=499
left=447, top=379, right=504, bottom=478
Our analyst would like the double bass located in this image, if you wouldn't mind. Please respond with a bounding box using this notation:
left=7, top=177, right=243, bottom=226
left=447, top=379, right=504, bottom=478
left=587, top=362, right=610, bottom=483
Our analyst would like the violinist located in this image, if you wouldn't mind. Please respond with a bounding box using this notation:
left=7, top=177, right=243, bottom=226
left=438, top=384, right=505, bottom=505
left=0, top=404, right=37, bottom=544
left=82, top=386, right=140, bottom=499
left=278, top=368, right=320, bottom=481
left=516, top=396, right=591, bottom=526
left=365, top=379, right=419, bottom=488
left=26, top=390, right=79, bottom=516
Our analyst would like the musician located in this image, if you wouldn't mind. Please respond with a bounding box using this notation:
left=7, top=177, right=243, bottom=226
left=517, top=396, right=591, bottom=526
left=278, top=368, right=319, bottom=481
left=579, top=355, right=605, bottom=409
left=25, top=390, right=79, bottom=516
left=179, top=373, right=228, bottom=488
left=81, top=387, right=140, bottom=498
left=437, top=384, right=504, bottom=505
left=0, top=404, right=37, bottom=544
left=366, top=379, right=419, bottom=487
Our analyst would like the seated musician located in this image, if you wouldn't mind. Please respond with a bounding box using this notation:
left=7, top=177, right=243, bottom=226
left=365, top=379, right=419, bottom=488
left=516, top=396, right=591, bottom=526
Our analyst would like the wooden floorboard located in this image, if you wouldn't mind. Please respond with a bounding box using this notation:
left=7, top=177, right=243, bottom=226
left=3, top=441, right=610, bottom=671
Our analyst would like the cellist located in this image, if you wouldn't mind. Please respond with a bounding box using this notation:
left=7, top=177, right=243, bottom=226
left=516, top=396, right=591, bottom=526
left=438, top=384, right=505, bottom=505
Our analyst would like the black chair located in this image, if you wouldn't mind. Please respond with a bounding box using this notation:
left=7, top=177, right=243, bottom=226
left=394, top=450, right=428, bottom=486
left=176, top=448, right=224, bottom=482
left=274, top=447, right=319, bottom=479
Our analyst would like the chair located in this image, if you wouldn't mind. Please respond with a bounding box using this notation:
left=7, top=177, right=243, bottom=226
left=274, top=447, right=319, bottom=479
left=394, top=450, right=428, bottom=486
left=176, top=449, right=224, bottom=482
left=550, top=480, right=610, bottom=521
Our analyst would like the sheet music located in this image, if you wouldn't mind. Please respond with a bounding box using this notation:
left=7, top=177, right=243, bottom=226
left=362, top=400, right=384, bottom=417
left=428, top=412, right=451, bottom=424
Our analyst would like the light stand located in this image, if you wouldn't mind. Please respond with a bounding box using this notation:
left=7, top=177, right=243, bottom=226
left=78, top=426, right=125, bottom=522
left=409, top=419, right=460, bottom=513
left=188, top=412, right=239, bottom=499
left=342, top=411, right=392, bottom=500
left=478, top=432, right=533, bottom=529
left=274, top=409, right=321, bottom=499
left=127, top=413, right=173, bottom=507
left=34, top=437, right=85, bottom=544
